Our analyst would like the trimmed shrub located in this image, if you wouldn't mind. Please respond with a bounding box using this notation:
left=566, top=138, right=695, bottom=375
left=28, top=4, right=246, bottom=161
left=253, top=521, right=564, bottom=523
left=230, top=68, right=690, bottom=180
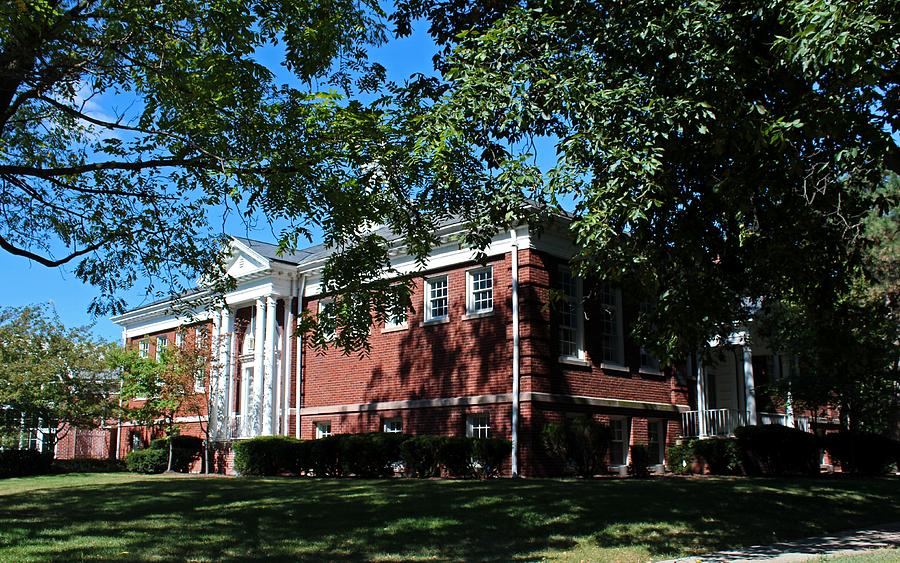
left=735, top=425, right=819, bottom=476
left=52, top=458, right=127, bottom=474
left=471, top=438, right=511, bottom=479
left=341, top=433, right=406, bottom=477
left=822, top=432, right=899, bottom=475
left=438, top=437, right=474, bottom=478
left=148, top=436, right=203, bottom=472
left=541, top=416, right=612, bottom=477
left=0, top=449, right=53, bottom=479
left=628, top=445, right=651, bottom=478
left=399, top=435, right=442, bottom=478
left=303, top=435, right=344, bottom=477
left=126, top=447, right=168, bottom=473
left=693, top=437, right=742, bottom=475
left=233, top=436, right=303, bottom=476
left=666, top=440, right=695, bottom=475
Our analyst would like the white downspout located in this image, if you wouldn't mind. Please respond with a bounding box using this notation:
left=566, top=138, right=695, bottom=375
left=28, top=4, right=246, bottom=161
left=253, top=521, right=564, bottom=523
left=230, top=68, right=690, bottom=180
left=295, top=274, right=307, bottom=439
left=509, top=229, right=520, bottom=477
left=283, top=278, right=294, bottom=435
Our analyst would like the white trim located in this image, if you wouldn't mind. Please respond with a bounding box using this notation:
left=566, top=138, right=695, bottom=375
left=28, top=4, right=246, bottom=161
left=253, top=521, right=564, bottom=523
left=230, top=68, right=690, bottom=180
left=557, top=266, right=585, bottom=361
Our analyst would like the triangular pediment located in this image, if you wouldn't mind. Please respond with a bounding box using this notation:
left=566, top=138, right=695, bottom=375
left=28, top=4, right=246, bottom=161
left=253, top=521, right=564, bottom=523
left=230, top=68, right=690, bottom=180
left=225, top=239, right=270, bottom=278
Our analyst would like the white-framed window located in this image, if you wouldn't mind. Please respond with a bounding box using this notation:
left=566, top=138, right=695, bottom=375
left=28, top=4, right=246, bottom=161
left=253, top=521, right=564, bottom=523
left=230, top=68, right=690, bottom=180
left=193, top=366, right=205, bottom=393
left=175, top=330, right=185, bottom=349
left=558, top=268, right=584, bottom=359
left=384, top=304, right=408, bottom=330
left=599, top=284, right=624, bottom=366
left=194, top=326, right=207, bottom=348
left=609, top=417, right=631, bottom=466
left=647, top=420, right=666, bottom=465
left=424, top=275, right=449, bottom=322
left=466, top=267, right=493, bottom=314
left=466, top=413, right=491, bottom=438
left=155, top=336, right=168, bottom=362
left=382, top=418, right=403, bottom=433
left=315, top=421, right=332, bottom=439
left=138, top=339, right=150, bottom=359
left=639, top=301, right=661, bottom=372
left=318, top=298, right=336, bottom=340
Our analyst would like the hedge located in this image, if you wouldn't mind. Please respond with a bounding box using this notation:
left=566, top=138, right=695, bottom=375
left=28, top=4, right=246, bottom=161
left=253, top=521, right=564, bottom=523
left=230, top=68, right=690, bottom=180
left=399, top=435, right=442, bottom=478
left=0, top=449, right=53, bottom=479
left=693, top=437, right=742, bottom=475
left=541, top=416, right=612, bottom=477
left=52, top=458, right=127, bottom=474
left=735, top=425, right=819, bottom=476
left=126, top=447, right=168, bottom=473
left=233, top=436, right=303, bottom=476
left=232, top=433, right=512, bottom=479
left=822, top=432, right=899, bottom=475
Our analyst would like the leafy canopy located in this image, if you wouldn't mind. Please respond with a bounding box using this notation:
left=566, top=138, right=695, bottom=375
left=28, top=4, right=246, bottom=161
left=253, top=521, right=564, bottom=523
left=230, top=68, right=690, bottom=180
left=0, top=304, right=116, bottom=447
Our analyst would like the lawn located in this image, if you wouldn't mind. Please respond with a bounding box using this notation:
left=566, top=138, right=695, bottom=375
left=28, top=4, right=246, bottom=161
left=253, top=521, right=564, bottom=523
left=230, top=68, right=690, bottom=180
left=0, top=473, right=898, bottom=562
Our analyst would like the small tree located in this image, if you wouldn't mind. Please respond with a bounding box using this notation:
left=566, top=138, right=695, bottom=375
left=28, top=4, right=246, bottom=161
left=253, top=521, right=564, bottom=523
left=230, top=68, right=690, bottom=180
left=0, top=305, right=116, bottom=453
left=115, top=339, right=208, bottom=473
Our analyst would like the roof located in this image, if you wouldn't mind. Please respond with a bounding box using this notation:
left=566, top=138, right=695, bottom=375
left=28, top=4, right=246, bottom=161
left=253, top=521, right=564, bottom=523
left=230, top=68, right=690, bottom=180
left=230, top=236, right=330, bottom=266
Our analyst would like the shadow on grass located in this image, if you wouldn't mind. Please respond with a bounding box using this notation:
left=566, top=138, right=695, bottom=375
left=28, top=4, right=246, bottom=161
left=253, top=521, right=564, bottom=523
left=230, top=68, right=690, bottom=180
left=0, top=475, right=897, bottom=561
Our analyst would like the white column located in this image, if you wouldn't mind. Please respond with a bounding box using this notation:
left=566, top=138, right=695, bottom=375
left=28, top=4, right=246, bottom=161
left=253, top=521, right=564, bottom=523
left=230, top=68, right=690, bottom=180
left=695, top=355, right=708, bottom=437
left=262, top=295, right=277, bottom=435
left=218, top=307, right=233, bottom=440
left=742, top=345, right=758, bottom=425
left=209, top=312, right=222, bottom=438
left=252, top=297, right=266, bottom=436
left=775, top=353, right=795, bottom=427
left=509, top=229, right=520, bottom=477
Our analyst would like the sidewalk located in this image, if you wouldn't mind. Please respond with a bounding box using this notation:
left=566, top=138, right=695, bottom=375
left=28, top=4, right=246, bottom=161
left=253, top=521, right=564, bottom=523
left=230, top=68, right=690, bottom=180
left=659, top=523, right=900, bottom=562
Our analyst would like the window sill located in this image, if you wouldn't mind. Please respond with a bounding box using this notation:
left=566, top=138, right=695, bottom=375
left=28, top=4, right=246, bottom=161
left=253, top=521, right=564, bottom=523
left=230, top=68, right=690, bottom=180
left=559, top=356, right=590, bottom=367
left=420, top=317, right=450, bottom=327
left=381, top=324, right=409, bottom=334
left=638, top=368, right=664, bottom=376
left=600, top=362, right=630, bottom=373
left=462, top=310, right=494, bottom=321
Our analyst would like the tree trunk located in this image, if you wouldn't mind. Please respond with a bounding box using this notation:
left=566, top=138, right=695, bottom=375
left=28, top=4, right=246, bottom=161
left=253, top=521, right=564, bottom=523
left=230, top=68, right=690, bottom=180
left=204, top=439, right=210, bottom=475
left=167, top=439, right=174, bottom=472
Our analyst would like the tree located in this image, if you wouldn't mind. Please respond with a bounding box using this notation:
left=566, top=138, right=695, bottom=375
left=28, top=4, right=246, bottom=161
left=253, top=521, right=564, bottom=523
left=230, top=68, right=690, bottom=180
left=385, top=0, right=898, bottom=357
left=115, top=339, right=208, bottom=472
left=0, top=0, right=398, bottom=315
left=0, top=304, right=116, bottom=452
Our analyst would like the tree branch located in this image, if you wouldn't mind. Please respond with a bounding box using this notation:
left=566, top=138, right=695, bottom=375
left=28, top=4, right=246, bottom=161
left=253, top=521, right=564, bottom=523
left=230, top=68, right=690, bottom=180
left=0, top=232, right=106, bottom=267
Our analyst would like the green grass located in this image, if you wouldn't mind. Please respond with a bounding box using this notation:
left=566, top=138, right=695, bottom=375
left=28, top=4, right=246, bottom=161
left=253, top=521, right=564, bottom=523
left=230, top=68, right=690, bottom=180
left=0, top=473, right=897, bottom=562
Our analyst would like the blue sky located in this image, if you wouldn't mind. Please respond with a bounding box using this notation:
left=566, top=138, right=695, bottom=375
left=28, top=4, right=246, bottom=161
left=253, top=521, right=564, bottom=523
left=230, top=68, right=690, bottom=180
left=0, top=22, right=444, bottom=342
left=1, top=19, right=562, bottom=342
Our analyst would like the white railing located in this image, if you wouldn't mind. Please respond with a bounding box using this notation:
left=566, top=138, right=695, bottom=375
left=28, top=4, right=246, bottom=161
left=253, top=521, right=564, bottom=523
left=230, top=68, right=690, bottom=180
left=227, top=415, right=251, bottom=440
left=682, top=409, right=813, bottom=437
left=681, top=408, right=747, bottom=437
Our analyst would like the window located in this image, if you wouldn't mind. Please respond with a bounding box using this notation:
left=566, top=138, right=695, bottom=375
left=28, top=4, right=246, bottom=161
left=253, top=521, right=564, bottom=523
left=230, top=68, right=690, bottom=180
left=558, top=269, right=583, bottom=359
left=318, top=299, right=336, bottom=340
left=194, top=366, right=205, bottom=393
left=138, top=339, right=150, bottom=359
left=639, top=301, right=661, bottom=372
left=384, top=302, right=408, bottom=330
left=155, top=336, right=167, bottom=361
left=466, top=413, right=491, bottom=438
left=315, top=421, right=332, bottom=439
left=194, top=326, right=207, bottom=348
left=647, top=421, right=666, bottom=465
left=382, top=418, right=402, bottom=433
left=175, top=330, right=185, bottom=349
left=610, top=418, right=630, bottom=466
left=599, top=284, right=624, bottom=366
left=467, top=267, right=493, bottom=314
left=424, top=276, right=449, bottom=321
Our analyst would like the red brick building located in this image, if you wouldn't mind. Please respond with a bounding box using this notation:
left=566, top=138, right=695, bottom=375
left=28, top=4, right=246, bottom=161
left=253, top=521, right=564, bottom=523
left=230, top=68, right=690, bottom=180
left=108, top=219, right=827, bottom=475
